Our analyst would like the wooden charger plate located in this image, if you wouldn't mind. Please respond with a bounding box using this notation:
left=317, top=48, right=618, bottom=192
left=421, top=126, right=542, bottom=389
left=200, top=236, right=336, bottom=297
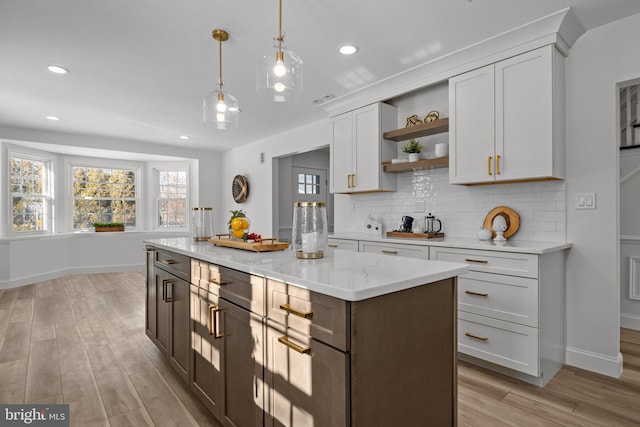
left=483, top=206, right=520, bottom=239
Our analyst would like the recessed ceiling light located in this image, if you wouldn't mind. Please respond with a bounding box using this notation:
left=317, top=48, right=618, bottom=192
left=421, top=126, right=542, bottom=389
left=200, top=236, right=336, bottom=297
left=179, top=135, right=190, bottom=140
left=338, top=45, right=358, bottom=55
left=45, top=115, right=60, bottom=121
left=312, top=94, right=335, bottom=104
left=47, top=65, right=69, bottom=74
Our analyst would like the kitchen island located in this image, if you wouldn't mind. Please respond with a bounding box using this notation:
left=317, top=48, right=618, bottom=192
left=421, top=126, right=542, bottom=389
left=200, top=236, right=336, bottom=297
left=144, top=237, right=468, bottom=427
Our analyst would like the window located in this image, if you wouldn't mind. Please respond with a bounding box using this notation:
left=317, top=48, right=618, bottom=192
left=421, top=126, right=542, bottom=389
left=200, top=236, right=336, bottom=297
left=157, top=170, right=188, bottom=228
left=297, top=173, right=320, bottom=195
left=10, top=156, right=51, bottom=233
left=72, top=166, right=137, bottom=229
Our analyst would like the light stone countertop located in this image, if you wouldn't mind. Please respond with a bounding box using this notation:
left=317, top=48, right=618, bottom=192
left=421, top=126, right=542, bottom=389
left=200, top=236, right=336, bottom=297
left=329, top=232, right=571, bottom=254
left=144, top=237, right=468, bottom=301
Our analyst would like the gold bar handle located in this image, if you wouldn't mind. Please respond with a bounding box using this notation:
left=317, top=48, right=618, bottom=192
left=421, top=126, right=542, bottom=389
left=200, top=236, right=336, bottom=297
left=464, top=258, right=489, bottom=264
left=207, top=304, right=215, bottom=335
left=465, top=290, right=489, bottom=297
left=381, top=250, right=398, bottom=255
left=328, top=244, right=338, bottom=248
left=279, top=303, right=313, bottom=319
left=351, top=174, right=355, bottom=188
left=162, top=279, right=174, bottom=302
left=209, top=278, right=231, bottom=286
left=347, top=174, right=351, bottom=188
left=210, top=304, right=223, bottom=339
left=465, top=332, right=488, bottom=341
left=487, top=156, right=492, bottom=176
left=160, top=259, right=177, bottom=265
left=496, top=155, right=501, bottom=175
left=278, top=336, right=311, bottom=354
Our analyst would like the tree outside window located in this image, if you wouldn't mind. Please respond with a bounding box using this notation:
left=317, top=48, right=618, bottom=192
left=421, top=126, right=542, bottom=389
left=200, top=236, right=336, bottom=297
left=72, top=166, right=137, bottom=229
left=157, top=170, right=187, bottom=228
left=10, top=157, right=50, bottom=232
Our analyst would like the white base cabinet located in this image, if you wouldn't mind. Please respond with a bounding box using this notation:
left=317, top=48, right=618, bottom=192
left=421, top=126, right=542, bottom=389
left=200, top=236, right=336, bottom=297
left=449, top=45, right=565, bottom=185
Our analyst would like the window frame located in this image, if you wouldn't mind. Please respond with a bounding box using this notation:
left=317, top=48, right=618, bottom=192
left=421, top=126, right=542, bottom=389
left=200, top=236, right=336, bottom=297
left=65, top=157, right=143, bottom=232
left=7, top=147, right=55, bottom=236
left=152, top=164, right=190, bottom=231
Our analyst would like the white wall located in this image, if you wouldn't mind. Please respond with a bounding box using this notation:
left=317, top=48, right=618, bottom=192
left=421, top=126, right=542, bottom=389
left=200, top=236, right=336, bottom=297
left=564, top=12, right=640, bottom=377
left=220, top=120, right=331, bottom=238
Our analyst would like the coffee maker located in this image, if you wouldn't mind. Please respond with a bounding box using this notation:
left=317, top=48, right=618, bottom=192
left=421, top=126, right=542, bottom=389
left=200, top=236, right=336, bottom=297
left=401, top=215, right=414, bottom=232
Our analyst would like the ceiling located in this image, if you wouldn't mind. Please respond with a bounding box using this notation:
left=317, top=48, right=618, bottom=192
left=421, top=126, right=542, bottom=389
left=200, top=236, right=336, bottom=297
left=1, top=0, right=639, bottom=152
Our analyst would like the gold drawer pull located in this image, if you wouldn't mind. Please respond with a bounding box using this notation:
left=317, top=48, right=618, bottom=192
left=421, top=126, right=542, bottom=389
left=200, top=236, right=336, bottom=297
left=328, top=244, right=338, bottom=248
left=278, top=336, right=311, bottom=354
left=162, top=279, right=174, bottom=302
left=209, top=278, right=231, bottom=286
left=279, top=303, right=313, bottom=319
left=208, top=304, right=223, bottom=339
left=496, top=155, right=501, bottom=175
left=465, top=290, right=488, bottom=297
left=487, top=156, right=492, bottom=176
left=160, top=259, right=178, bottom=265
left=465, top=332, right=488, bottom=342
left=381, top=250, right=398, bottom=255
left=464, top=258, right=488, bottom=264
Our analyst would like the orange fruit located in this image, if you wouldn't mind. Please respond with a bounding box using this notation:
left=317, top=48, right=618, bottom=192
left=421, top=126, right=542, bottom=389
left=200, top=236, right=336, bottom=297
left=230, top=218, right=242, bottom=230
left=239, top=218, right=249, bottom=230
left=232, top=229, right=245, bottom=239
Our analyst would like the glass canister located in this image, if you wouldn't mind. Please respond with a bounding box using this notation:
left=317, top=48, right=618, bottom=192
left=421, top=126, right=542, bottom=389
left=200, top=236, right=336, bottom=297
left=191, top=207, right=214, bottom=241
left=291, top=202, right=328, bottom=259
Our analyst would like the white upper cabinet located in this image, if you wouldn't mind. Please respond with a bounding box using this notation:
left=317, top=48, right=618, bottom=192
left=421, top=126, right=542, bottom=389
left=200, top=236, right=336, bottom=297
left=449, top=45, right=565, bottom=185
left=330, top=102, right=397, bottom=194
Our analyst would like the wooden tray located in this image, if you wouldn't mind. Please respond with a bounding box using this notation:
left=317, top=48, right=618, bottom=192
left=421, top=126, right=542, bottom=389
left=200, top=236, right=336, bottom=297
left=386, top=231, right=445, bottom=239
left=209, top=235, right=289, bottom=252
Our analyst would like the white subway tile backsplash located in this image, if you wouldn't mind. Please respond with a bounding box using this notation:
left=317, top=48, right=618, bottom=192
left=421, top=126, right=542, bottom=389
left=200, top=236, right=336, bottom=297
left=342, top=168, right=566, bottom=242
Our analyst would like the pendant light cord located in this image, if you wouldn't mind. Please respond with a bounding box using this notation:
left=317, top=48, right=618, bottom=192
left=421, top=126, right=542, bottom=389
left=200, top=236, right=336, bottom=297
left=218, top=38, right=223, bottom=90
left=277, top=0, right=283, bottom=46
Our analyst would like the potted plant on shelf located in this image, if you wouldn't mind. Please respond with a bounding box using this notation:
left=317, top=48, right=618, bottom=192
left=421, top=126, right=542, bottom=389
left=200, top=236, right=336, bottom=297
left=402, top=139, right=423, bottom=162
left=93, top=222, right=125, bottom=232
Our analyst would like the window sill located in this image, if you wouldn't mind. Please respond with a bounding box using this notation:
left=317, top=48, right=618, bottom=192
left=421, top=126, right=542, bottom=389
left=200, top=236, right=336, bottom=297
left=0, top=230, right=190, bottom=243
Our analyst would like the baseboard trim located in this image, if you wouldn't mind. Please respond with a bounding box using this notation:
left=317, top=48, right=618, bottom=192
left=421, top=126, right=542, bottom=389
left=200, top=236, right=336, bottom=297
left=565, top=346, right=623, bottom=378
left=0, top=264, right=145, bottom=289
left=621, top=313, right=640, bottom=331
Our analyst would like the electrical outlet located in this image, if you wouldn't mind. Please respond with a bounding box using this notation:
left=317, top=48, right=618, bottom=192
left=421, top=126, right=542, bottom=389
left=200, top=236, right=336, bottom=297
left=576, top=192, right=596, bottom=210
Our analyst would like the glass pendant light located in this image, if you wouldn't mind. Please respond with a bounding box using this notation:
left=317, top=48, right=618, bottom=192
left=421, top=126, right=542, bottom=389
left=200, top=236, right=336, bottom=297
left=203, top=29, right=239, bottom=129
left=256, top=0, right=303, bottom=102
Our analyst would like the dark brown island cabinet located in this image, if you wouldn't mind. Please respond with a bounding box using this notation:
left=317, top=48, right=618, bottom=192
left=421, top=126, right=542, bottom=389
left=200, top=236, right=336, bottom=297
left=146, top=246, right=458, bottom=426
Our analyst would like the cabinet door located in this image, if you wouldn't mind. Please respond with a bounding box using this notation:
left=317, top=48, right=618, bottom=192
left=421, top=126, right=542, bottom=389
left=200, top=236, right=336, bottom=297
left=168, top=276, right=190, bottom=383
left=145, top=247, right=157, bottom=341
left=265, top=324, right=348, bottom=427
left=155, top=269, right=171, bottom=355
left=219, top=299, right=264, bottom=427
left=449, top=64, right=495, bottom=184
left=331, top=112, right=353, bottom=193
left=353, top=103, right=379, bottom=192
left=496, top=46, right=554, bottom=181
left=190, top=285, right=222, bottom=418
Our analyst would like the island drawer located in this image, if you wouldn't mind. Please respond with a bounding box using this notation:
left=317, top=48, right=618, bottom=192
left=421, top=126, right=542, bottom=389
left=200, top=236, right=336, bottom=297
left=155, top=248, right=190, bottom=281
left=327, top=238, right=358, bottom=252
left=191, top=260, right=264, bottom=315
left=266, top=279, right=349, bottom=351
left=359, top=240, right=429, bottom=260
left=458, top=311, right=539, bottom=376
left=458, top=271, right=538, bottom=327
left=431, top=247, right=538, bottom=278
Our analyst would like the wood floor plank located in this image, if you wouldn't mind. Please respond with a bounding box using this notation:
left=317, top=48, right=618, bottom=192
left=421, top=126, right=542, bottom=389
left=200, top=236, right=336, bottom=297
left=10, top=297, right=33, bottom=323
left=0, top=321, right=32, bottom=363
left=108, top=406, right=155, bottom=427
left=31, top=296, right=56, bottom=342
left=0, top=359, right=27, bottom=403
left=25, top=339, right=62, bottom=402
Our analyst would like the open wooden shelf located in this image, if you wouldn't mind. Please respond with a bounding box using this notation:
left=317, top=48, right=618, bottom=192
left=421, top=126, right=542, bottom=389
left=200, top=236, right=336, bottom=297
left=382, top=157, right=449, bottom=173
left=383, top=118, right=449, bottom=141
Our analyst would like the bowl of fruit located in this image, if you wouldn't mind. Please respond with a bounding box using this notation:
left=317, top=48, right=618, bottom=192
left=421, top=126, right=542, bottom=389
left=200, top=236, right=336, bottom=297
left=228, top=209, right=250, bottom=240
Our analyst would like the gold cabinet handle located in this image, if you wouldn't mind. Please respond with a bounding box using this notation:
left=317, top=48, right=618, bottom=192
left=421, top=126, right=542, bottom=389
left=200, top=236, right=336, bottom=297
left=465, top=332, right=488, bottom=341
left=496, top=155, right=501, bottom=175
left=278, top=336, right=311, bottom=354
left=465, top=290, right=489, bottom=297
left=162, top=279, right=174, bottom=302
left=209, top=278, right=231, bottom=286
left=351, top=174, right=356, bottom=188
left=464, top=258, right=488, bottom=264
left=328, top=244, right=338, bottom=248
left=347, top=174, right=352, bottom=188
left=487, top=156, right=492, bottom=176
left=279, top=303, right=313, bottom=319
left=381, top=250, right=398, bottom=255
left=209, top=304, right=223, bottom=339
left=160, top=259, right=177, bottom=265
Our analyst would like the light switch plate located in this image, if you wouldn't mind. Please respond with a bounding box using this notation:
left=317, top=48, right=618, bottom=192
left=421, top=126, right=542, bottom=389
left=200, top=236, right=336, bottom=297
left=576, top=192, right=596, bottom=210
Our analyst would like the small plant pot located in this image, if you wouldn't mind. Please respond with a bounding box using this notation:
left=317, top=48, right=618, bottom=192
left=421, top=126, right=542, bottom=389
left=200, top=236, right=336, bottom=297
left=95, top=226, right=125, bottom=232
left=408, top=153, right=420, bottom=162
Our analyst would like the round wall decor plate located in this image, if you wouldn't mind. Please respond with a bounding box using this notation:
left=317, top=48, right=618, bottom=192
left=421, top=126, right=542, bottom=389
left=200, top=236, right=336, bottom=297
left=483, top=206, right=520, bottom=239
left=232, top=175, right=249, bottom=203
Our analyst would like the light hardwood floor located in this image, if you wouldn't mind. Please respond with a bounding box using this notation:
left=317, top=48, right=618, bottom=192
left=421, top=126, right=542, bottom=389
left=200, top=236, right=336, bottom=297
left=1, top=272, right=639, bottom=426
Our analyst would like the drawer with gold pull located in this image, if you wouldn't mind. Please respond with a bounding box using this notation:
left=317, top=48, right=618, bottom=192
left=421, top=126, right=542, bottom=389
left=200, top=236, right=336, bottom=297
left=266, top=279, right=349, bottom=351
left=155, top=248, right=190, bottom=281
left=358, top=240, right=429, bottom=260
left=431, top=247, right=538, bottom=278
